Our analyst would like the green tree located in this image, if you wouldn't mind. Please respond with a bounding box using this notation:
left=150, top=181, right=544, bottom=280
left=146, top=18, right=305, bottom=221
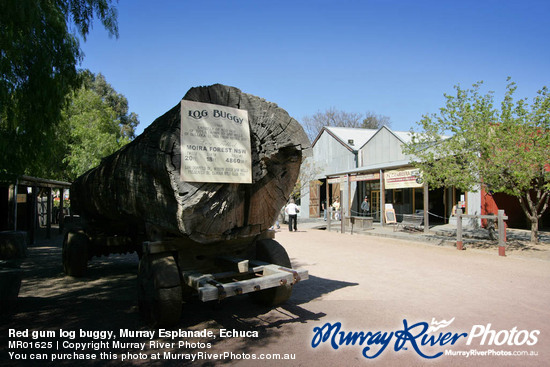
left=404, top=80, right=550, bottom=243
left=54, top=70, right=138, bottom=181
left=0, top=0, right=118, bottom=177
left=61, top=84, right=131, bottom=181
left=80, top=70, right=139, bottom=139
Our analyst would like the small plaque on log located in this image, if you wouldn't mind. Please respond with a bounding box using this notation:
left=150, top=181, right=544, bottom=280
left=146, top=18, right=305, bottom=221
left=180, top=100, right=252, bottom=183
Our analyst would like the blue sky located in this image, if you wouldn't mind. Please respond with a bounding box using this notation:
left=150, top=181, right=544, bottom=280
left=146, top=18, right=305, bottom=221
left=79, top=0, right=550, bottom=136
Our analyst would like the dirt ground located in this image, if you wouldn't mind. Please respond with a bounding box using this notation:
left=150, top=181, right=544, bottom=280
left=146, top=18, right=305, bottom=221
left=1, top=225, right=549, bottom=366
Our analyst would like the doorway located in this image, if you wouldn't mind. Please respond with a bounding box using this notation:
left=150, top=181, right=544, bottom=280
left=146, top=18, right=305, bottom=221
left=371, top=190, right=380, bottom=221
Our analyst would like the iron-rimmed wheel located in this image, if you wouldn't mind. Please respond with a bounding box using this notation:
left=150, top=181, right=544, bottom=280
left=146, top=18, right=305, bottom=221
left=250, top=239, right=293, bottom=306
left=62, top=230, right=89, bottom=277
left=138, top=252, right=182, bottom=327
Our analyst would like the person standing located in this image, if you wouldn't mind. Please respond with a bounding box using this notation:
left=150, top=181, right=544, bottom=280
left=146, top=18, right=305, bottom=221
left=332, top=197, right=341, bottom=220
left=285, top=199, right=299, bottom=232
left=361, top=196, right=370, bottom=216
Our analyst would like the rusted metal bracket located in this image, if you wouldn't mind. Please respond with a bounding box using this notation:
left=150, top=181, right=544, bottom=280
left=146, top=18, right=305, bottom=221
left=207, top=279, right=227, bottom=300
left=279, top=267, right=301, bottom=283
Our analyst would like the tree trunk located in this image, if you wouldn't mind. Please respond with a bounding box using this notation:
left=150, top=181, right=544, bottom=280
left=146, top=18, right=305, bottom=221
left=529, top=216, right=539, bottom=243
left=518, top=192, right=545, bottom=244
left=71, top=84, right=311, bottom=244
left=530, top=219, right=539, bottom=243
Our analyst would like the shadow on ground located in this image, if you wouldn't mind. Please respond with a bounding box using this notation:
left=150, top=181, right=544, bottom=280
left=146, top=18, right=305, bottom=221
left=0, top=241, right=357, bottom=366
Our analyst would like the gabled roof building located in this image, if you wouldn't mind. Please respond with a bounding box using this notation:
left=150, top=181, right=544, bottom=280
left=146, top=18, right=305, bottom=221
left=301, top=126, right=480, bottom=228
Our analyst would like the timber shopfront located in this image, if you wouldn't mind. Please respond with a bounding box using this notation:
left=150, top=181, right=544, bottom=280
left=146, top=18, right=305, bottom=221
left=303, top=126, right=474, bottom=226
left=326, top=166, right=455, bottom=227
left=382, top=168, right=447, bottom=224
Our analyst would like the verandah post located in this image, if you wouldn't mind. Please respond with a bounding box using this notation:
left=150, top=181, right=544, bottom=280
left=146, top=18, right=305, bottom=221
left=498, top=209, right=506, bottom=256
left=423, top=183, right=429, bottom=233
left=456, top=209, right=463, bottom=250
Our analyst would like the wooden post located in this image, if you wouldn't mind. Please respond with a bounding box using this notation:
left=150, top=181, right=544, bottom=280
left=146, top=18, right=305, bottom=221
left=326, top=177, right=330, bottom=231
left=327, top=205, right=332, bottom=232
left=456, top=208, right=463, bottom=250
left=498, top=209, right=506, bottom=256
left=347, top=174, right=351, bottom=218
left=13, top=181, right=18, bottom=231
left=30, top=186, right=38, bottom=245
left=380, top=170, right=385, bottom=226
left=340, top=206, right=344, bottom=234
left=46, top=187, right=52, bottom=239
left=59, top=188, right=64, bottom=233
left=423, top=183, right=429, bottom=233
left=8, top=182, right=17, bottom=231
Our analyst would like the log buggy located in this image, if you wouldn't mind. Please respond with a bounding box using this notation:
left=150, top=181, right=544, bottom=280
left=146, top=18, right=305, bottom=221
left=62, top=84, right=310, bottom=326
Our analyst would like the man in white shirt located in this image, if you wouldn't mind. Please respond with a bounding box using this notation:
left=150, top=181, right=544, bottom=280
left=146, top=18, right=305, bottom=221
left=285, top=199, right=299, bottom=232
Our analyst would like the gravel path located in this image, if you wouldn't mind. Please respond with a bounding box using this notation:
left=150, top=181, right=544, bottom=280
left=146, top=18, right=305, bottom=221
left=1, top=225, right=549, bottom=366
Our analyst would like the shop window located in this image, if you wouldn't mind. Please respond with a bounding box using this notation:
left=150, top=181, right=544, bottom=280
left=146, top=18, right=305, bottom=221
left=414, top=188, right=423, bottom=212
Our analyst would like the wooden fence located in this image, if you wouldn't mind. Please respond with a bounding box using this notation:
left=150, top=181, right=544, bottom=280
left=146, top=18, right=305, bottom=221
left=455, top=209, right=507, bottom=256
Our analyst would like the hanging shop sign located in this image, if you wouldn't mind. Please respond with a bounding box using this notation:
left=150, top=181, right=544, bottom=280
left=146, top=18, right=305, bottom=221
left=328, top=176, right=345, bottom=184
left=180, top=100, right=252, bottom=183
left=350, top=173, right=380, bottom=182
left=384, top=168, right=423, bottom=189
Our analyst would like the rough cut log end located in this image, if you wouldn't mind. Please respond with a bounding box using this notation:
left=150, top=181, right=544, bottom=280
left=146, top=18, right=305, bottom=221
left=72, top=84, right=311, bottom=245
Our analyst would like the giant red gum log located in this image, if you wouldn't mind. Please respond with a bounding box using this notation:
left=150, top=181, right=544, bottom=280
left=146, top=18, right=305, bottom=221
left=71, top=84, right=311, bottom=244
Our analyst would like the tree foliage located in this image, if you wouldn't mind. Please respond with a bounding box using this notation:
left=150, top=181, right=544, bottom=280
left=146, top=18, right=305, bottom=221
left=404, top=80, right=550, bottom=242
left=61, top=90, right=129, bottom=180
left=302, top=108, right=391, bottom=142
left=0, top=0, right=118, bottom=178
left=80, top=70, right=138, bottom=140
left=59, top=71, right=135, bottom=181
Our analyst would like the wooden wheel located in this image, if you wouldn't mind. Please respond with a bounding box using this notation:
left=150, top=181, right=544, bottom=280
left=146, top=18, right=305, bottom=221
left=250, top=239, right=293, bottom=306
left=62, top=230, right=89, bottom=277
left=138, top=252, right=182, bottom=326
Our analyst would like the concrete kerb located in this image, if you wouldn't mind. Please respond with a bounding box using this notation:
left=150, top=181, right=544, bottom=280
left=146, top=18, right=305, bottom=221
left=299, top=218, right=450, bottom=244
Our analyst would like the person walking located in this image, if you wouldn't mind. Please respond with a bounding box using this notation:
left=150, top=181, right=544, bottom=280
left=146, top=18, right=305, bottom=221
left=285, top=199, right=299, bottom=232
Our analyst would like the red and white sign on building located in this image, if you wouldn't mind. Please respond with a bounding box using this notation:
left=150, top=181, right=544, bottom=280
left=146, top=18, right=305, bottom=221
left=384, top=168, right=423, bottom=189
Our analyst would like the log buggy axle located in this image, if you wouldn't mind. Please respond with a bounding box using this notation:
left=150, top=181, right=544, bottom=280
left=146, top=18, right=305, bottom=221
left=63, top=225, right=308, bottom=326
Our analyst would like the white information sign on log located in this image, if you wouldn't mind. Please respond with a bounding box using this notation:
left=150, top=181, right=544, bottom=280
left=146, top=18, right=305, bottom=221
left=180, top=100, right=252, bottom=183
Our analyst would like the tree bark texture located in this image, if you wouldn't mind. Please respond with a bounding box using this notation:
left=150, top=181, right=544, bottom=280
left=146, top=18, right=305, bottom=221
left=71, top=84, right=311, bottom=244
left=518, top=191, right=549, bottom=243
